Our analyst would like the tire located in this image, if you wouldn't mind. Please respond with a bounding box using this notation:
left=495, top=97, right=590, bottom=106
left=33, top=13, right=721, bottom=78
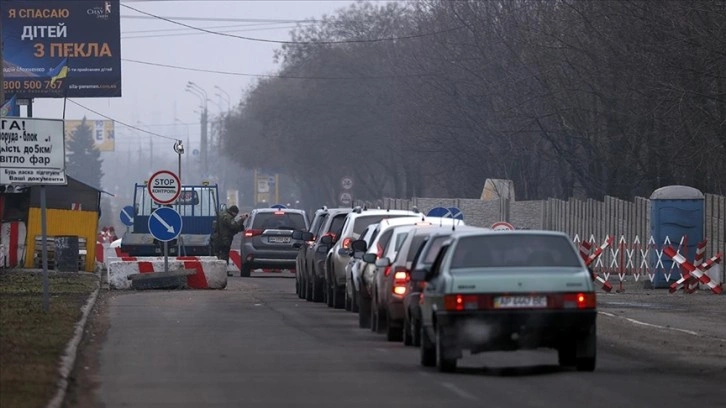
left=576, top=327, right=597, bottom=372
left=358, top=289, right=371, bottom=329
left=420, top=325, right=436, bottom=367
left=557, top=343, right=576, bottom=367
left=333, top=286, right=345, bottom=309
left=240, top=264, right=251, bottom=278
left=412, top=318, right=422, bottom=347
left=403, top=313, right=412, bottom=346
left=344, top=286, right=352, bottom=311
left=312, top=277, right=324, bottom=302
left=351, top=278, right=359, bottom=313
left=326, top=281, right=334, bottom=307
left=436, top=326, right=457, bottom=373
left=386, top=313, right=403, bottom=342
left=305, top=276, right=314, bottom=301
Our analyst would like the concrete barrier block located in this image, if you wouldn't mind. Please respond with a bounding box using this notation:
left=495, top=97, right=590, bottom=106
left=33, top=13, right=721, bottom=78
left=108, top=258, right=228, bottom=290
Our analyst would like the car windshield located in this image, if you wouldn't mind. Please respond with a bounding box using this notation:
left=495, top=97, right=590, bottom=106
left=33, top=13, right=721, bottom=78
left=253, top=212, right=307, bottom=231
left=450, top=234, right=582, bottom=269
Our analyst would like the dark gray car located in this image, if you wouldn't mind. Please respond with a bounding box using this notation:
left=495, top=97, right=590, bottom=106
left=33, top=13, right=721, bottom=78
left=239, top=208, right=309, bottom=277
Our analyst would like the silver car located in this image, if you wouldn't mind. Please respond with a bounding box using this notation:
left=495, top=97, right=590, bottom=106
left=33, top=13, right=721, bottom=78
left=324, top=207, right=421, bottom=309
left=239, top=208, right=309, bottom=277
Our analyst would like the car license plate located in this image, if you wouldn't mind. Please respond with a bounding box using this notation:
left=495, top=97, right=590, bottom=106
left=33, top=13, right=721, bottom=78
left=269, top=236, right=291, bottom=244
left=494, top=296, right=547, bottom=309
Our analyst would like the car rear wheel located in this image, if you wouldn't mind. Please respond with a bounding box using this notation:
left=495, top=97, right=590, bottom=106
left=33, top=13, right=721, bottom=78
left=420, top=326, right=436, bottom=367
left=386, top=319, right=402, bottom=342
left=326, top=281, right=334, bottom=307
left=436, top=327, right=457, bottom=373
left=403, top=313, right=412, bottom=346
left=358, top=289, right=371, bottom=329
left=333, top=286, right=345, bottom=309
left=312, top=277, right=324, bottom=302
left=344, top=286, right=352, bottom=311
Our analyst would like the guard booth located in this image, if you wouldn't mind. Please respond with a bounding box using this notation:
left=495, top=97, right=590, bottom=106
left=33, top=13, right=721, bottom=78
left=24, top=177, right=108, bottom=272
left=649, top=185, right=704, bottom=288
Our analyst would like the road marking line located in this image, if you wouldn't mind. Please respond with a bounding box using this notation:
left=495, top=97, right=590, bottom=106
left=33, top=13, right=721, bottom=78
left=441, top=382, right=477, bottom=401
left=598, top=311, right=717, bottom=338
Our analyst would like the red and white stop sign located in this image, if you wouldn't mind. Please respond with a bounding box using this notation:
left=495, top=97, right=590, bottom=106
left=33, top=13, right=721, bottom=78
left=491, top=221, right=515, bottom=231
left=147, top=170, right=181, bottom=205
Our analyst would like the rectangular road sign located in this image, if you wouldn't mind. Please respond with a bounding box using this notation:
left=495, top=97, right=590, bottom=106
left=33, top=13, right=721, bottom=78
left=1, top=117, right=67, bottom=185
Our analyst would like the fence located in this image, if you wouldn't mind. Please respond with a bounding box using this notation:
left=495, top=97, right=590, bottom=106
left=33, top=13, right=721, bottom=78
left=363, top=193, right=725, bottom=287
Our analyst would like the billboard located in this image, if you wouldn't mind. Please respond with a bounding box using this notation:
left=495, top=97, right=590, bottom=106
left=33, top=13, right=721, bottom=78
left=65, top=119, right=115, bottom=152
left=0, top=117, right=67, bottom=185
left=1, top=1, right=121, bottom=98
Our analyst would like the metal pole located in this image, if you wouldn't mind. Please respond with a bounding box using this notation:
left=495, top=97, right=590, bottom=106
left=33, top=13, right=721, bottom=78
left=164, top=241, right=169, bottom=274
left=41, top=185, right=49, bottom=312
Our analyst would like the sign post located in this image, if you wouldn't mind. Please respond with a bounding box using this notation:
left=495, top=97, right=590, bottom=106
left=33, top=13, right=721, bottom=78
left=147, top=170, right=181, bottom=272
left=148, top=207, right=182, bottom=274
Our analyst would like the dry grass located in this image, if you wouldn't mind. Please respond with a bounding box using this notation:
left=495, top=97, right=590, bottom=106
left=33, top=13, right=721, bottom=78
left=0, top=270, right=98, bottom=408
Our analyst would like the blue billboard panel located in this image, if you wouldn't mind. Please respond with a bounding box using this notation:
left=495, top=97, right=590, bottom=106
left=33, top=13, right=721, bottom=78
left=2, top=1, right=122, bottom=98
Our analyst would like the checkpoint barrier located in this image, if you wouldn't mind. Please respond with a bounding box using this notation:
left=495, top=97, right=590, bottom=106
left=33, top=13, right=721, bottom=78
left=107, top=256, right=227, bottom=290
left=573, top=234, right=724, bottom=294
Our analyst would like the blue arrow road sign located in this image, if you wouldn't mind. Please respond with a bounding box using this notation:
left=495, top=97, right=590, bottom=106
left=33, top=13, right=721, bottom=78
left=427, top=207, right=452, bottom=218
left=448, top=207, right=464, bottom=220
left=271, top=204, right=287, bottom=209
left=148, top=207, right=183, bottom=242
left=120, top=205, right=135, bottom=227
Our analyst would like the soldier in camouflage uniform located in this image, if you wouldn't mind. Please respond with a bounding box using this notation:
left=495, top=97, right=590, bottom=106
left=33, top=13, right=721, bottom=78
left=212, top=205, right=246, bottom=262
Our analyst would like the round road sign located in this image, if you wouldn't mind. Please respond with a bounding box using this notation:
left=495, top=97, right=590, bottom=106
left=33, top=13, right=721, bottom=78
left=341, top=177, right=354, bottom=190
left=147, top=170, right=181, bottom=205
left=339, top=192, right=352, bottom=205
left=491, top=221, right=515, bottom=231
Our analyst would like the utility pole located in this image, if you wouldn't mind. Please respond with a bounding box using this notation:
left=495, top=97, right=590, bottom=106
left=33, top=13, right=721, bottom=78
left=201, top=105, right=208, bottom=176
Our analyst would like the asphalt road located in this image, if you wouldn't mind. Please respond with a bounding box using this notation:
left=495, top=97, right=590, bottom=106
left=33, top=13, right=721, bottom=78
left=81, top=273, right=725, bottom=408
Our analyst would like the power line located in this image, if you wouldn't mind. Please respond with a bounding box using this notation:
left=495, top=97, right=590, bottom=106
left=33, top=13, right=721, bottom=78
left=122, top=58, right=439, bottom=79
left=67, top=99, right=180, bottom=141
left=122, top=21, right=300, bottom=35
left=120, top=15, right=318, bottom=23
left=121, top=3, right=464, bottom=45
left=122, top=24, right=300, bottom=39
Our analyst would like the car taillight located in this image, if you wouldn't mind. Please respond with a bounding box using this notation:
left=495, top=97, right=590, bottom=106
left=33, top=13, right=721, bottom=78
left=562, top=293, right=596, bottom=309
left=244, top=229, right=262, bottom=238
left=383, top=265, right=392, bottom=277
left=392, top=267, right=409, bottom=296
left=342, top=237, right=352, bottom=250
left=323, top=232, right=337, bottom=241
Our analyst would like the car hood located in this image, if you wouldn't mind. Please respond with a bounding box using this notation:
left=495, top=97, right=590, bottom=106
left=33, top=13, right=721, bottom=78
left=448, top=267, right=592, bottom=293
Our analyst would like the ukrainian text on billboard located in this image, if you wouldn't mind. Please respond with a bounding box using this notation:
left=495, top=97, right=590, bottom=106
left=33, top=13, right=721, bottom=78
left=1, top=1, right=122, bottom=98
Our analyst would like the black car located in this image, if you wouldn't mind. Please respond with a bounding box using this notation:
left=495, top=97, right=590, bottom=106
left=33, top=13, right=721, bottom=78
left=239, top=208, right=309, bottom=277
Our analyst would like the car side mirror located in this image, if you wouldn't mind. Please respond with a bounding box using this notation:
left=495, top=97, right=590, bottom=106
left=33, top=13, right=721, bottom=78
left=351, top=239, right=367, bottom=253
left=292, top=230, right=303, bottom=240
left=410, top=267, right=427, bottom=281
left=320, top=235, right=333, bottom=245
left=352, top=250, right=365, bottom=259
left=375, top=257, right=390, bottom=267
left=316, top=246, right=329, bottom=254
left=362, top=253, right=377, bottom=263
left=301, top=231, right=314, bottom=241
left=337, top=247, right=350, bottom=255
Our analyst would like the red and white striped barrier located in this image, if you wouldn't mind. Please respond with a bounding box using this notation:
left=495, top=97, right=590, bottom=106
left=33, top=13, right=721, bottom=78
left=663, top=246, right=722, bottom=294
left=685, top=240, right=708, bottom=293
left=575, top=235, right=613, bottom=292
left=107, top=256, right=227, bottom=290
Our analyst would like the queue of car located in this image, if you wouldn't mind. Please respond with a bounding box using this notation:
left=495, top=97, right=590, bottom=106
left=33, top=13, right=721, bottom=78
left=258, top=205, right=598, bottom=372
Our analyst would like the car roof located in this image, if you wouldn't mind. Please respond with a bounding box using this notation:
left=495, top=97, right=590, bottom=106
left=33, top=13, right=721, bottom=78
left=447, top=228, right=569, bottom=240
left=348, top=208, right=420, bottom=217
left=252, top=208, right=307, bottom=214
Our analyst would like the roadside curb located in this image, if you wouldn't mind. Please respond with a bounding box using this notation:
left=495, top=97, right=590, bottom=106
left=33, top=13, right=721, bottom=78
left=46, top=273, right=101, bottom=408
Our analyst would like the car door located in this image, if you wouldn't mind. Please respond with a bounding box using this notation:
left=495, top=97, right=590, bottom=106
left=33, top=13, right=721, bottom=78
left=421, top=243, right=450, bottom=334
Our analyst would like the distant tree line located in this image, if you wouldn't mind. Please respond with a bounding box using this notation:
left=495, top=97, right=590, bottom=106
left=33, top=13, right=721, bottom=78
left=222, top=0, right=726, bottom=206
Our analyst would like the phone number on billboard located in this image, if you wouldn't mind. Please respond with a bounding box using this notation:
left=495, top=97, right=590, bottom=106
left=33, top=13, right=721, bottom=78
left=3, top=79, right=64, bottom=91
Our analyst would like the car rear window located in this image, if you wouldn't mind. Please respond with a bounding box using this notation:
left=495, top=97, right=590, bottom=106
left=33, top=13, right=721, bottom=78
left=329, top=214, right=348, bottom=236
left=352, top=214, right=415, bottom=235
left=405, top=235, right=429, bottom=262
left=423, top=236, right=450, bottom=264
left=253, top=212, right=307, bottom=231
left=450, top=234, right=582, bottom=269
